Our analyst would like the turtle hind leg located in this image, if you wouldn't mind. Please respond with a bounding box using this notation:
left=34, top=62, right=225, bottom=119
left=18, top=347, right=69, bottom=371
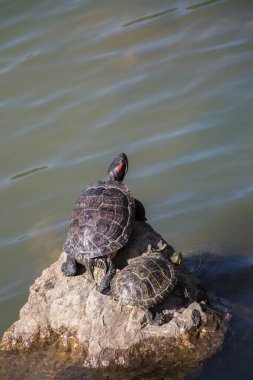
left=144, top=307, right=164, bottom=326
left=61, top=255, right=77, bottom=276
left=98, top=257, right=116, bottom=295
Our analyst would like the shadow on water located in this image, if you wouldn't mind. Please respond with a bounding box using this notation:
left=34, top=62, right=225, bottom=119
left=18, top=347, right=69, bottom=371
left=185, top=251, right=253, bottom=380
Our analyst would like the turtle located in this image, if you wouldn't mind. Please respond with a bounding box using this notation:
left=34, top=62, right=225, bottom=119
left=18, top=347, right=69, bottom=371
left=110, top=251, right=182, bottom=325
left=62, top=153, right=145, bottom=294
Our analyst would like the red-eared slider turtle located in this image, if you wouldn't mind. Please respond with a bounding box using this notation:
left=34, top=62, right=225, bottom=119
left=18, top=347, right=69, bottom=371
left=62, top=153, right=145, bottom=294
left=110, top=251, right=182, bottom=325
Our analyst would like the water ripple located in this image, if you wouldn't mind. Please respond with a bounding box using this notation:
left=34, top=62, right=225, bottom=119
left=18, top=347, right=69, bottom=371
left=0, top=218, right=66, bottom=250
left=129, top=122, right=214, bottom=151
left=0, top=1, right=253, bottom=376
left=0, top=277, right=24, bottom=303
left=131, top=145, right=233, bottom=179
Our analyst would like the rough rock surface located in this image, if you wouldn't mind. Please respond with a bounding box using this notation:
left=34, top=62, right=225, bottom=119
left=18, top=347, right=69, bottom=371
left=0, top=222, right=230, bottom=378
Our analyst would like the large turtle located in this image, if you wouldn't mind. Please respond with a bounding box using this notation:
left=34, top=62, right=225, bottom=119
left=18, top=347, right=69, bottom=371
left=110, top=251, right=182, bottom=325
left=62, top=153, right=145, bottom=294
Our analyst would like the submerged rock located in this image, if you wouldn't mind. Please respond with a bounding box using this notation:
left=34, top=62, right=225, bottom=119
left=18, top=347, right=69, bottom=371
left=0, top=222, right=230, bottom=379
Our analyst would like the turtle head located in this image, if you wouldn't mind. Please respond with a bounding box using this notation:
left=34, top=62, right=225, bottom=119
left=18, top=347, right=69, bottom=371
left=170, top=251, right=183, bottom=266
left=160, top=250, right=182, bottom=265
left=107, top=153, right=128, bottom=182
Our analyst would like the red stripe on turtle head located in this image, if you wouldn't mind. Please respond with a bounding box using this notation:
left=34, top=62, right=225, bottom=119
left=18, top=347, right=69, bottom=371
left=116, top=160, right=123, bottom=174
left=107, top=153, right=128, bottom=182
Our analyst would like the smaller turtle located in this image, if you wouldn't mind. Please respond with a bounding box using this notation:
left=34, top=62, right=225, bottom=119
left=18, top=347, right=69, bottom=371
left=110, top=251, right=182, bottom=325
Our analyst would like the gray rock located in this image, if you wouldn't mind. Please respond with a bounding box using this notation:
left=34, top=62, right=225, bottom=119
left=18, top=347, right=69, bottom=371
left=0, top=222, right=230, bottom=379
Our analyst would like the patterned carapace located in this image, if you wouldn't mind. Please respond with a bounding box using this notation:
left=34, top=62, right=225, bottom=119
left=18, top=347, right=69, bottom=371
left=63, top=180, right=135, bottom=259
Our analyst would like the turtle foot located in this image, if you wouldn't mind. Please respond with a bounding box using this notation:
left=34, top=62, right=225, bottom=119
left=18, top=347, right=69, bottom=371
left=61, top=256, right=77, bottom=277
left=152, top=312, right=164, bottom=326
left=97, top=257, right=116, bottom=295
left=98, top=284, right=111, bottom=295
left=144, top=308, right=164, bottom=326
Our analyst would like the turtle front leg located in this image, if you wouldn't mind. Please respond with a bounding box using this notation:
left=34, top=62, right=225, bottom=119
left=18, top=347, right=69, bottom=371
left=61, top=255, right=77, bottom=276
left=144, top=307, right=164, bottom=326
left=98, top=257, right=116, bottom=295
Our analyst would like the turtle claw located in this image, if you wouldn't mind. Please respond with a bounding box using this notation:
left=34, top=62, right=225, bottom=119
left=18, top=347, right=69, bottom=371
left=97, top=257, right=116, bottom=295
left=144, top=308, right=164, bottom=326
left=153, top=313, right=164, bottom=326
left=140, top=315, right=148, bottom=328
left=98, top=284, right=111, bottom=295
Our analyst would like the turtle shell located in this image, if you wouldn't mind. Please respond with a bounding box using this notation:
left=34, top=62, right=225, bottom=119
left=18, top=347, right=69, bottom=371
left=63, top=180, right=135, bottom=259
left=110, top=254, right=178, bottom=308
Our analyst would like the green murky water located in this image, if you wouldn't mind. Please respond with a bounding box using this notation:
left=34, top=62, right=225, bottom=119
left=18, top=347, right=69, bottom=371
left=1, top=0, right=253, bottom=378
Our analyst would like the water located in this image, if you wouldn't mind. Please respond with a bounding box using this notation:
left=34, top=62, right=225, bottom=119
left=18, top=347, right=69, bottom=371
left=0, top=0, right=253, bottom=378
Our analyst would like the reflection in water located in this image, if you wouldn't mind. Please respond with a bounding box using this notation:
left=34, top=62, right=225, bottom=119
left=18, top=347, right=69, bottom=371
left=188, top=253, right=253, bottom=380
left=10, top=166, right=48, bottom=180
left=123, top=0, right=223, bottom=28
left=123, top=7, right=178, bottom=27
left=187, top=0, right=222, bottom=11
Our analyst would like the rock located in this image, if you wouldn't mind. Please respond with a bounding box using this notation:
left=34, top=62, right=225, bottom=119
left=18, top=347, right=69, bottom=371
left=0, top=222, right=230, bottom=379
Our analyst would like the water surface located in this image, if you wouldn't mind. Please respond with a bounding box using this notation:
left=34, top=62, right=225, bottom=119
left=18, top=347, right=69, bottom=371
left=1, top=0, right=253, bottom=378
